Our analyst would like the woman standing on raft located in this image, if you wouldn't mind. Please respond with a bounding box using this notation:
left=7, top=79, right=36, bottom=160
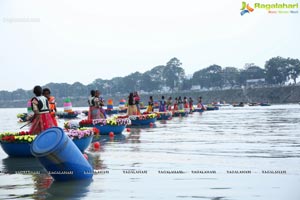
left=87, top=90, right=95, bottom=120
left=173, top=97, right=179, bottom=111
left=42, top=88, right=58, bottom=126
left=166, top=97, right=172, bottom=111
left=90, top=90, right=106, bottom=119
left=146, top=96, right=154, bottom=113
left=178, top=96, right=183, bottom=110
left=134, top=91, right=141, bottom=115
left=159, top=96, right=166, bottom=112
left=28, top=86, right=55, bottom=134
left=127, top=92, right=137, bottom=116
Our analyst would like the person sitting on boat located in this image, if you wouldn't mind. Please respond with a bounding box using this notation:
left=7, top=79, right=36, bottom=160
left=134, top=91, right=141, bottom=115
left=28, top=86, right=55, bottom=134
left=146, top=96, right=154, bottom=113
left=188, top=97, right=194, bottom=112
left=178, top=96, right=183, bottom=110
left=42, top=88, right=58, bottom=126
left=87, top=90, right=95, bottom=120
left=127, top=92, right=137, bottom=115
left=166, top=97, right=172, bottom=111
left=173, top=97, right=179, bottom=111
left=159, top=96, right=167, bottom=112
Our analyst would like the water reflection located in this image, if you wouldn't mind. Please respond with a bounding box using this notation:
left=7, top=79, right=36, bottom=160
left=86, top=153, right=106, bottom=170
left=126, top=128, right=141, bottom=144
left=45, top=179, right=93, bottom=200
left=1, top=157, right=46, bottom=174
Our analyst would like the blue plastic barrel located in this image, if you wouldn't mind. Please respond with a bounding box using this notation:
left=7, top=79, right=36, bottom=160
left=31, top=127, right=93, bottom=181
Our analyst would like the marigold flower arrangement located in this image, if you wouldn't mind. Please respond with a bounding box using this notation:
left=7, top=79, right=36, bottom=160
left=0, top=131, right=36, bottom=143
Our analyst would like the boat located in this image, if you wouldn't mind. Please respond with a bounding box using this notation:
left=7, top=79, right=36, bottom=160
left=17, top=113, right=28, bottom=122
left=82, top=110, right=88, bottom=116
left=232, top=102, right=245, bottom=107
left=194, top=108, right=205, bottom=112
left=94, top=124, right=126, bottom=134
left=79, top=117, right=130, bottom=135
left=248, top=103, right=259, bottom=106
left=156, top=112, right=172, bottom=120
left=128, top=114, right=157, bottom=126
left=260, top=103, right=271, bottom=106
left=173, top=110, right=189, bottom=117
left=105, top=109, right=119, bottom=115
left=56, top=111, right=80, bottom=119
left=72, top=135, right=93, bottom=152
left=206, top=106, right=219, bottom=111
left=0, top=131, right=36, bottom=157
left=119, top=108, right=128, bottom=113
left=1, top=142, right=33, bottom=157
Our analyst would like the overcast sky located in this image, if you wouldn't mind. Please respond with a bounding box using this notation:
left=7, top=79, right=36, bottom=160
left=0, top=0, right=299, bottom=91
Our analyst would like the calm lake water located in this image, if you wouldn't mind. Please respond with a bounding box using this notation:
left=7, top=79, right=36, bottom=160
left=0, top=105, right=300, bottom=200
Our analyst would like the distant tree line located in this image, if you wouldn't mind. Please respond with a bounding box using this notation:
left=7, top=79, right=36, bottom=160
left=0, top=56, right=299, bottom=103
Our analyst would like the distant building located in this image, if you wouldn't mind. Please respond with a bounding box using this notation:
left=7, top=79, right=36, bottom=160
left=191, top=85, right=201, bottom=91
left=246, top=78, right=265, bottom=87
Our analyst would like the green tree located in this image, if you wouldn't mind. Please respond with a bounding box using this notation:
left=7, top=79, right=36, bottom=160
left=222, top=67, right=240, bottom=88
left=286, top=58, right=300, bottom=84
left=265, top=57, right=289, bottom=85
left=239, top=64, right=265, bottom=85
left=163, top=58, right=185, bottom=91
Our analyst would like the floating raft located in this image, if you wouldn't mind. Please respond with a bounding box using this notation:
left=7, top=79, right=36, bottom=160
left=260, top=103, right=271, bottom=106
left=193, top=108, right=205, bottom=112
left=56, top=111, right=79, bottom=119
left=105, top=109, right=119, bottom=115
left=72, top=135, right=93, bottom=152
left=0, top=142, right=33, bottom=157
left=82, top=110, right=88, bottom=116
left=119, top=108, right=128, bottom=113
left=156, top=112, right=172, bottom=120
left=206, top=106, right=220, bottom=110
left=130, top=118, right=156, bottom=126
left=93, top=124, right=126, bottom=135
left=173, top=111, right=189, bottom=117
left=17, top=113, right=28, bottom=122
